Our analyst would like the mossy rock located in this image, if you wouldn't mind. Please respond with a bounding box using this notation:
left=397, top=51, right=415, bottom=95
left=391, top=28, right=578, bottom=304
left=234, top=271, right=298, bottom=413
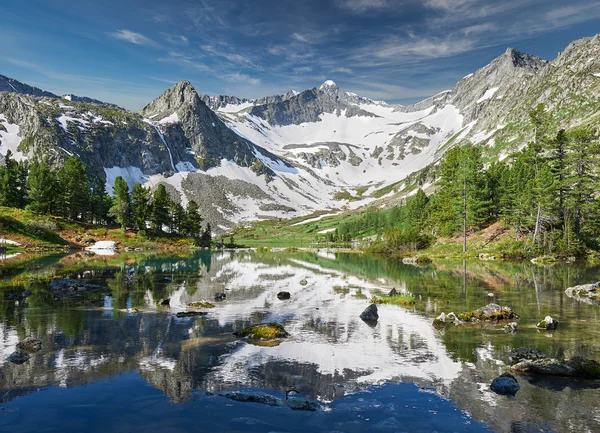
left=432, top=318, right=446, bottom=329
left=569, top=358, right=600, bottom=379
left=234, top=323, right=289, bottom=340
left=188, top=301, right=216, bottom=309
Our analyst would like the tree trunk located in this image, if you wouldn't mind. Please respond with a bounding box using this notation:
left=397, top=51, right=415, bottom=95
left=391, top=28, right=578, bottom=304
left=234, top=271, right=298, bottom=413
left=532, top=204, right=541, bottom=245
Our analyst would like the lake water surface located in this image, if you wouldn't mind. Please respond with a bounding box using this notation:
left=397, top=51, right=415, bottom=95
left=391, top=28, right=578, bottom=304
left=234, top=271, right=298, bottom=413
left=1, top=250, right=600, bottom=433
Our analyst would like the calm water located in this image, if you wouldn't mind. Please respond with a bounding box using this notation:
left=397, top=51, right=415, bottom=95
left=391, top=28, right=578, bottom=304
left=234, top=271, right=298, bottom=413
left=1, top=250, right=600, bottom=433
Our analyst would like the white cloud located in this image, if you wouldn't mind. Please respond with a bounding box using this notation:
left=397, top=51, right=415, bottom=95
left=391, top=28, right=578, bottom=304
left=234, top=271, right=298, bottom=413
left=109, top=29, right=157, bottom=46
left=225, top=73, right=261, bottom=86
left=162, top=33, right=189, bottom=46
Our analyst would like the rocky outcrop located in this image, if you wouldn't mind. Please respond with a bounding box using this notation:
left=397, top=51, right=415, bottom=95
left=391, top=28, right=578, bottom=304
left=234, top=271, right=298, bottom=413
left=565, top=282, right=600, bottom=305
left=248, top=81, right=380, bottom=126
left=434, top=304, right=518, bottom=327
left=508, top=348, right=600, bottom=379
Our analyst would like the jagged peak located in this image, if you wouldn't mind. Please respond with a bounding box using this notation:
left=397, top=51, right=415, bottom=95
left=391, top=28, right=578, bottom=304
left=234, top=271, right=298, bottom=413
left=319, top=80, right=338, bottom=89
left=141, top=79, right=201, bottom=116
left=497, top=47, right=546, bottom=70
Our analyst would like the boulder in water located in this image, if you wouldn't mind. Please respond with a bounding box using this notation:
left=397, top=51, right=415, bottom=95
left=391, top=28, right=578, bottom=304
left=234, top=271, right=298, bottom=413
left=299, top=279, right=308, bottom=286
left=158, top=298, right=170, bottom=306
left=536, top=315, right=559, bottom=330
left=277, top=291, right=291, bottom=300
left=504, top=322, right=518, bottom=333
left=16, top=337, right=42, bottom=352
left=457, top=303, right=519, bottom=323
left=566, top=282, right=600, bottom=305
left=508, top=347, right=548, bottom=365
left=214, top=293, right=227, bottom=301
left=388, top=288, right=398, bottom=296
left=6, top=349, right=31, bottom=364
left=222, top=392, right=319, bottom=411
left=176, top=311, right=208, bottom=318
left=490, top=373, right=520, bottom=396
left=360, top=304, right=379, bottom=324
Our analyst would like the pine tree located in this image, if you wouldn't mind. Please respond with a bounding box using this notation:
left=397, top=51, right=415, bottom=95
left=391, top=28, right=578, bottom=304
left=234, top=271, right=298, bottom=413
left=184, top=200, right=203, bottom=237
left=108, top=176, right=131, bottom=230
left=57, top=156, right=89, bottom=220
left=89, top=176, right=110, bottom=224
left=150, top=184, right=171, bottom=233
left=200, top=222, right=212, bottom=247
left=0, top=150, right=27, bottom=208
left=26, top=158, right=58, bottom=214
left=131, top=183, right=150, bottom=231
left=170, top=202, right=186, bottom=234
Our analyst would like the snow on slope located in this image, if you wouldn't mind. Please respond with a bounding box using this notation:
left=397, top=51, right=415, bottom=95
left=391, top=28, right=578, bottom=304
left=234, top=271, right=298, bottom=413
left=0, top=114, right=25, bottom=161
left=218, top=99, right=463, bottom=188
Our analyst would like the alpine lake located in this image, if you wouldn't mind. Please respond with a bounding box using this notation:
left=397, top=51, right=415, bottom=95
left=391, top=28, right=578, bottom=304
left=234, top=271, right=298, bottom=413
left=1, top=249, right=600, bottom=433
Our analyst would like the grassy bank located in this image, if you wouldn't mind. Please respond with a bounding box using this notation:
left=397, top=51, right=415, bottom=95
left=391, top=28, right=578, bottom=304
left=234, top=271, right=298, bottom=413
left=0, top=206, right=198, bottom=251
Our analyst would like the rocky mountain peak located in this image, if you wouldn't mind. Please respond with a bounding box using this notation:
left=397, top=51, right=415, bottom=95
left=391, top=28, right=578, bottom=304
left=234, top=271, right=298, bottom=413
left=141, top=80, right=201, bottom=118
left=499, top=47, right=547, bottom=71
left=319, top=80, right=338, bottom=90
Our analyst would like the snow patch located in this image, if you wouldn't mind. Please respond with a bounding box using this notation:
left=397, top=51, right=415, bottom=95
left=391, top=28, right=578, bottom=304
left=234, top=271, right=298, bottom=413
left=0, top=114, right=25, bottom=161
left=476, top=87, right=499, bottom=103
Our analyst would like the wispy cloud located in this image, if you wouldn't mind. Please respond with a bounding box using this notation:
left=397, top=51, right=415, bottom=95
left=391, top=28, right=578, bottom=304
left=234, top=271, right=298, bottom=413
left=161, top=33, right=189, bottom=46
left=110, top=29, right=157, bottom=46
left=335, top=0, right=392, bottom=13
left=225, top=72, right=261, bottom=86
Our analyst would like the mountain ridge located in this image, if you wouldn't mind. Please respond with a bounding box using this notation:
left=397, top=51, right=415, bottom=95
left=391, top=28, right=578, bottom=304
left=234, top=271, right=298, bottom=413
left=1, top=33, right=599, bottom=233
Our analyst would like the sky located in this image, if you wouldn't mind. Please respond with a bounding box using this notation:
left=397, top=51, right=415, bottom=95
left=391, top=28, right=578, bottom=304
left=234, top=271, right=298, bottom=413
left=2, top=0, right=600, bottom=111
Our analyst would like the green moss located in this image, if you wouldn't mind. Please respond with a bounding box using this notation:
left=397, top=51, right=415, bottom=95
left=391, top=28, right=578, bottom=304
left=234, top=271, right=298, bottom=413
left=570, top=358, right=600, bottom=379
left=188, top=301, right=216, bottom=309
left=234, top=323, right=289, bottom=340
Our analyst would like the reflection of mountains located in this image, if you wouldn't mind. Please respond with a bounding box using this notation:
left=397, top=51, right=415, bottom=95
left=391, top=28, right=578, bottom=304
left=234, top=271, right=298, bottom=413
left=3, top=251, right=600, bottom=433
left=0, top=251, right=462, bottom=405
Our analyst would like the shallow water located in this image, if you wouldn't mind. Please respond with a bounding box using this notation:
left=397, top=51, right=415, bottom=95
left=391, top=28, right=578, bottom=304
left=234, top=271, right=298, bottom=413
left=1, top=251, right=600, bottom=432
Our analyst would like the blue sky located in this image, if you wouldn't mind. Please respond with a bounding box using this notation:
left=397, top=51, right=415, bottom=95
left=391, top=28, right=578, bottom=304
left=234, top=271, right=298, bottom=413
left=2, top=0, right=600, bottom=110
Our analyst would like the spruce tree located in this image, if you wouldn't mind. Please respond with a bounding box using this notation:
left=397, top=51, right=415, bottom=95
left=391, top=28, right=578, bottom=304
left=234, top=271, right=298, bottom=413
left=57, top=156, right=89, bottom=220
left=89, top=176, right=111, bottom=224
left=26, top=158, right=58, bottom=214
left=150, top=184, right=171, bottom=233
left=184, top=200, right=203, bottom=237
left=131, top=183, right=150, bottom=231
left=0, top=150, right=26, bottom=208
left=108, top=176, right=131, bottom=230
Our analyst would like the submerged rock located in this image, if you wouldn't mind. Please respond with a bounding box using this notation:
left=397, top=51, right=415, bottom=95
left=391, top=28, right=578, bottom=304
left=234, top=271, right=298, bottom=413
left=277, top=291, right=291, bottom=300
left=490, top=373, right=520, bottom=396
left=536, top=315, right=559, bottom=330
left=565, top=282, right=600, bottom=305
left=176, top=311, right=208, bottom=318
left=48, top=278, right=103, bottom=298
left=214, top=293, right=227, bottom=301
left=511, top=358, right=576, bottom=376
left=299, top=279, right=308, bottom=286
left=234, top=323, right=289, bottom=340
left=16, top=337, right=42, bottom=352
left=504, top=322, right=519, bottom=333
left=359, top=304, right=379, bottom=324
left=6, top=349, right=31, bottom=364
left=508, top=347, right=548, bottom=365
left=222, top=392, right=319, bottom=411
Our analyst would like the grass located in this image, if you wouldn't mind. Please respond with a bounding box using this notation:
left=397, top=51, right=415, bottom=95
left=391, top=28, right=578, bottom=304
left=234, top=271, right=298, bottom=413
left=372, top=294, right=416, bottom=306
left=0, top=206, right=198, bottom=251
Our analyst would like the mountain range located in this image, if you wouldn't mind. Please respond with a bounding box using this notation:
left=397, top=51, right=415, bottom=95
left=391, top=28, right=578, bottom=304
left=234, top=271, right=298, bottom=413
left=1, top=34, right=599, bottom=232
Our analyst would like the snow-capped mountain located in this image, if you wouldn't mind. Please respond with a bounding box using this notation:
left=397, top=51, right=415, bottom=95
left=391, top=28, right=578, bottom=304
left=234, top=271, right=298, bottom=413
left=1, top=34, right=600, bottom=232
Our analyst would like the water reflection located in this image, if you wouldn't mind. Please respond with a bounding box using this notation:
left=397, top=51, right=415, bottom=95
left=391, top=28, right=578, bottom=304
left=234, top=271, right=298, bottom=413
left=1, top=251, right=600, bottom=432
